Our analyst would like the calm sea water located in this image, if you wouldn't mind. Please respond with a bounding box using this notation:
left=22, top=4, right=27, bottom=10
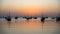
left=0, top=18, right=60, bottom=34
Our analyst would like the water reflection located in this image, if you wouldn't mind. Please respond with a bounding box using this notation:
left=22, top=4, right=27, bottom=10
left=0, top=18, right=60, bottom=34
left=7, top=21, right=11, bottom=28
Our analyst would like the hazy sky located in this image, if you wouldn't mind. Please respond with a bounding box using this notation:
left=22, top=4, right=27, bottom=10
left=0, top=0, right=60, bottom=16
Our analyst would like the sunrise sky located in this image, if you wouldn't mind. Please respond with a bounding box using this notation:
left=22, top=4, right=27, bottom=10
left=0, top=0, right=60, bottom=16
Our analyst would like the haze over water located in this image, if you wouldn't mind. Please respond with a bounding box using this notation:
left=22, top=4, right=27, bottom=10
left=0, top=18, right=60, bottom=34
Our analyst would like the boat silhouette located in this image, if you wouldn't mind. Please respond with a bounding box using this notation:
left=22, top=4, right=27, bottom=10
left=15, top=16, right=18, bottom=19
left=33, top=17, right=37, bottom=19
left=41, top=17, right=45, bottom=23
left=4, top=12, right=11, bottom=21
left=45, top=16, right=48, bottom=18
left=56, top=0, right=60, bottom=21
left=56, top=16, right=60, bottom=21
left=51, top=17, right=55, bottom=19
left=41, top=12, right=45, bottom=23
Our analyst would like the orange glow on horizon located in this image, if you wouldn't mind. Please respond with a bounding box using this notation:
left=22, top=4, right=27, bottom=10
left=1, top=0, right=59, bottom=16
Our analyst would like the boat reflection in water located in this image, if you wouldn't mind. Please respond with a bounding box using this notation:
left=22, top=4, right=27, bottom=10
left=0, top=18, right=60, bottom=34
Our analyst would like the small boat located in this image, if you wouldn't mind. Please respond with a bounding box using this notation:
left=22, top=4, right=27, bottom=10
left=15, top=16, right=18, bottom=19
left=41, top=17, right=45, bottom=23
left=33, top=17, right=37, bottom=19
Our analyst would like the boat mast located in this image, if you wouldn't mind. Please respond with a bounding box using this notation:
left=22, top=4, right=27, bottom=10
left=58, top=0, right=60, bottom=16
left=0, top=0, right=2, bottom=17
